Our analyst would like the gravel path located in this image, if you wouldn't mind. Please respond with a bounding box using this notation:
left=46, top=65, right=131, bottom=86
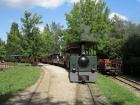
left=44, top=65, right=77, bottom=105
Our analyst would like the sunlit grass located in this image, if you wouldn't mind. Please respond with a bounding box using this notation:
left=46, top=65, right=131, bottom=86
left=0, top=63, right=41, bottom=104
left=92, top=73, right=140, bottom=105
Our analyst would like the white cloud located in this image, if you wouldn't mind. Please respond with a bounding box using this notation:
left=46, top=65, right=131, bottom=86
left=109, top=12, right=128, bottom=21
left=0, top=0, right=35, bottom=9
left=68, top=0, right=80, bottom=4
left=0, top=0, right=81, bottom=9
left=0, top=0, right=102, bottom=9
left=38, top=25, right=44, bottom=32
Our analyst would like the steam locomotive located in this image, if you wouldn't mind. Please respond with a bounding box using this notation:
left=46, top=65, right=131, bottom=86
left=68, top=41, right=98, bottom=82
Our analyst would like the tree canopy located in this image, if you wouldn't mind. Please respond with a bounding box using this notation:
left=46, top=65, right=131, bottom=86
left=7, top=22, right=22, bottom=57
left=20, top=11, right=43, bottom=59
left=65, top=0, right=112, bottom=41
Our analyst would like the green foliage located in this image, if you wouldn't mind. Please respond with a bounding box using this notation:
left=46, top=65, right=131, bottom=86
left=49, top=21, right=64, bottom=54
left=7, top=22, right=22, bottom=58
left=97, top=38, right=124, bottom=60
left=110, top=15, right=127, bottom=39
left=20, top=11, right=43, bottom=59
left=41, top=24, right=52, bottom=55
left=104, top=38, right=124, bottom=60
left=0, top=64, right=40, bottom=104
left=122, top=33, right=140, bottom=75
left=123, top=34, right=140, bottom=58
left=65, top=0, right=112, bottom=41
left=61, top=29, right=71, bottom=50
left=0, top=39, right=6, bottom=61
left=41, top=21, right=64, bottom=55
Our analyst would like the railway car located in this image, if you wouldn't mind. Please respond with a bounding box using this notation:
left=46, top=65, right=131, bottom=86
left=68, top=40, right=98, bottom=82
left=47, top=55, right=53, bottom=64
left=58, top=55, right=67, bottom=67
left=52, top=54, right=59, bottom=65
left=20, top=58, right=29, bottom=63
left=31, top=58, right=39, bottom=64
left=97, top=59, right=123, bottom=75
left=20, top=58, right=39, bottom=64
left=41, top=58, right=48, bottom=63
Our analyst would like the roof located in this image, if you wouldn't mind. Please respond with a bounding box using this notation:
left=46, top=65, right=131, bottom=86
left=70, top=40, right=97, bottom=48
left=65, top=47, right=80, bottom=53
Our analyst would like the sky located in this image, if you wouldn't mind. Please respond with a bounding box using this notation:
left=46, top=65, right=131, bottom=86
left=0, top=0, right=140, bottom=42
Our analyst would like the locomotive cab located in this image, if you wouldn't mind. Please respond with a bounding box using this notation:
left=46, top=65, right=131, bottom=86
left=69, top=41, right=97, bottom=82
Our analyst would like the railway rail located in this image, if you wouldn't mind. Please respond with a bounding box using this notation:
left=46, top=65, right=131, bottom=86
left=76, top=83, right=97, bottom=105
left=27, top=66, right=51, bottom=105
left=119, top=76, right=140, bottom=85
left=114, top=76, right=140, bottom=91
left=86, top=83, right=96, bottom=105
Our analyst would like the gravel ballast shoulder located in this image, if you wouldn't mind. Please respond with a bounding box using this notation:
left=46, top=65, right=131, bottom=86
left=44, top=65, right=77, bottom=105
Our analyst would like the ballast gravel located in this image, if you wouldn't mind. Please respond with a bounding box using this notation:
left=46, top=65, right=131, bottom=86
left=44, top=65, right=77, bottom=105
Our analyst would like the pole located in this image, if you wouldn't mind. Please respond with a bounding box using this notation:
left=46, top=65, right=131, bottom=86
left=58, top=36, right=64, bottom=56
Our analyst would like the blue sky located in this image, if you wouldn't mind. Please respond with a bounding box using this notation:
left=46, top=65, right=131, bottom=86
left=0, top=0, right=140, bottom=42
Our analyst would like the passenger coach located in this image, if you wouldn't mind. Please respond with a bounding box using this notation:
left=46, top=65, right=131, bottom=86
left=68, top=40, right=97, bottom=82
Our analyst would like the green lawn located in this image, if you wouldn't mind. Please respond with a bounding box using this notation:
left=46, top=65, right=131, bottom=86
left=0, top=63, right=41, bottom=104
left=92, top=73, right=140, bottom=105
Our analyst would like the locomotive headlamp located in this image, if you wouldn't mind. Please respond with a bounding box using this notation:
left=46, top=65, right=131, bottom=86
left=72, top=67, right=76, bottom=73
left=91, top=65, right=96, bottom=73
left=72, top=64, right=76, bottom=73
left=78, top=55, right=89, bottom=68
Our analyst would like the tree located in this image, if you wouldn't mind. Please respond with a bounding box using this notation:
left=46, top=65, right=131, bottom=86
left=0, top=38, right=6, bottom=62
left=122, top=33, right=140, bottom=75
left=125, top=21, right=140, bottom=38
left=31, top=27, right=43, bottom=58
left=103, top=38, right=124, bottom=60
left=65, top=0, right=112, bottom=41
left=40, top=24, right=51, bottom=56
left=20, top=11, right=42, bottom=60
left=49, top=21, right=64, bottom=54
left=7, top=22, right=22, bottom=57
left=110, top=15, right=127, bottom=39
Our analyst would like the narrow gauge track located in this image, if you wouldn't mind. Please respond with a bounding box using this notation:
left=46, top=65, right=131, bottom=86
left=76, top=83, right=96, bottom=105
left=119, top=76, right=140, bottom=86
left=27, top=66, right=51, bottom=105
left=114, top=76, right=140, bottom=91
left=86, top=83, right=96, bottom=105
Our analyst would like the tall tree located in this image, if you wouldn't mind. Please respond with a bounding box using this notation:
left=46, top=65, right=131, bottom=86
left=122, top=33, right=140, bottom=75
left=49, top=21, right=64, bottom=54
left=110, top=15, right=127, bottom=39
left=124, top=21, right=136, bottom=38
left=31, top=27, right=43, bottom=58
left=65, top=0, right=112, bottom=41
left=20, top=11, right=42, bottom=60
left=40, top=24, right=51, bottom=56
left=0, top=38, right=6, bottom=62
left=7, top=22, right=22, bottom=57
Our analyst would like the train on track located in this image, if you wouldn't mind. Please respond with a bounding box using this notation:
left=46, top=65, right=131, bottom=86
left=19, top=40, right=123, bottom=81
left=97, top=59, right=123, bottom=75
left=20, top=40, right=98, bottom=83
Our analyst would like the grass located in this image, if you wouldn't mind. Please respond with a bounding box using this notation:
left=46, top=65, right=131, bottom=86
left=92, top=73, right=140, bottom=105
left=0, top=63, right=41, bottom=104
